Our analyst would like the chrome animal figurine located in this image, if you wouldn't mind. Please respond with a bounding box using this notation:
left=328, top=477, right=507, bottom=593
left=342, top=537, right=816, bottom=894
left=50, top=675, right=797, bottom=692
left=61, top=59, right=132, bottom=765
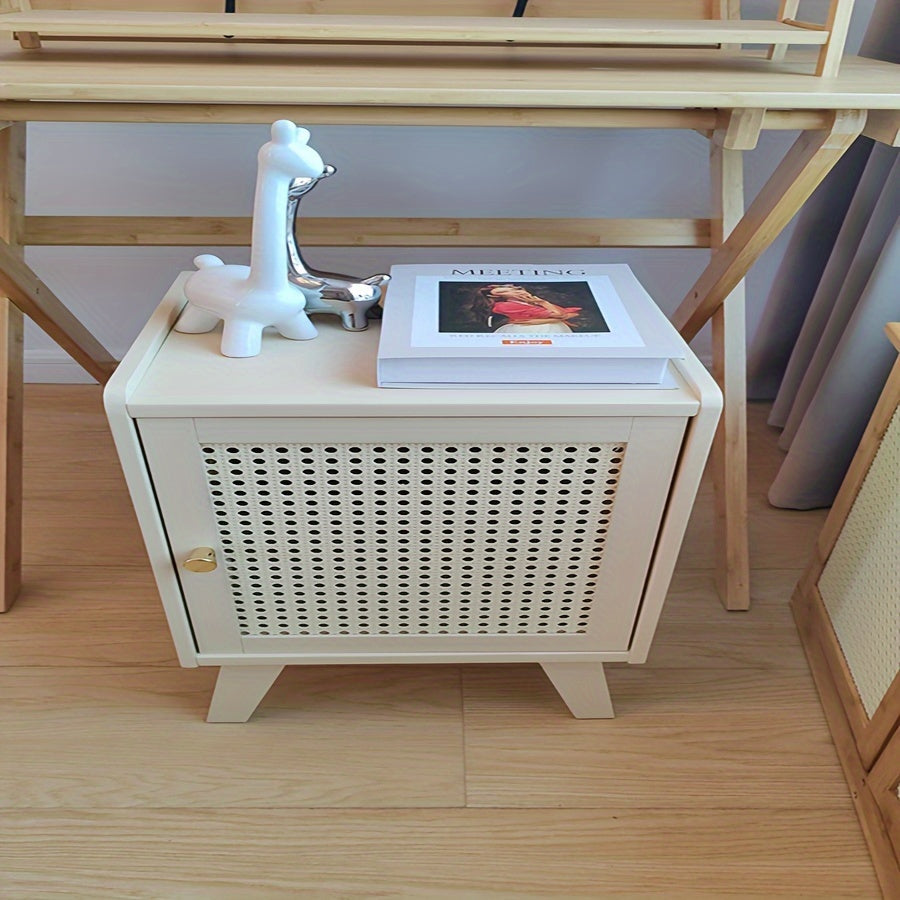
left=286, top=165, right=389, bottom=331
left=175, top=120, right=323, bottom=357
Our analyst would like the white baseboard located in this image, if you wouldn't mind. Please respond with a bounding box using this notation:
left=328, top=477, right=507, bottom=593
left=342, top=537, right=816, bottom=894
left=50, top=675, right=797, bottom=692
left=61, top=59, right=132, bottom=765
left=25, top=350, right=99, bottom=384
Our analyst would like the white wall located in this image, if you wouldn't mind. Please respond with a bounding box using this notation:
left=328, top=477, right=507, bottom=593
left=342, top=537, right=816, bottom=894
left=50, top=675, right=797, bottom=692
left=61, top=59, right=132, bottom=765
left=22, top=1, right=876, bottom=381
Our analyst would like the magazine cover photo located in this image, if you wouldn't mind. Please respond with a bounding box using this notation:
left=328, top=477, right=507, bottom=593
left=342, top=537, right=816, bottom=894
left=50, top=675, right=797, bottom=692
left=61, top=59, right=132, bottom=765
left=437, top=281, right=611, bottom=335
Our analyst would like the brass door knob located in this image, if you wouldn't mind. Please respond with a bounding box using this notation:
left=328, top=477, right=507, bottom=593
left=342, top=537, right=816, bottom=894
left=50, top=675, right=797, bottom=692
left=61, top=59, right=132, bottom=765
left=183, top=547, right=217, bottom=573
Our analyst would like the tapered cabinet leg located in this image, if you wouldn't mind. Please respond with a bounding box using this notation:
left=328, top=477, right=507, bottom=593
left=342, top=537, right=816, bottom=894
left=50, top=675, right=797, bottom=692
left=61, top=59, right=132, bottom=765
left=541, top=661, right=614, bottom=719
left=206, top=665, right=284, bottom=723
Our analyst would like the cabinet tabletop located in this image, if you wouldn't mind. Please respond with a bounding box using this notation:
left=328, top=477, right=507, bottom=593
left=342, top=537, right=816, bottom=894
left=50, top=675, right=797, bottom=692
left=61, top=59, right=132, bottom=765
left=125, top=280, right=704, bottom=419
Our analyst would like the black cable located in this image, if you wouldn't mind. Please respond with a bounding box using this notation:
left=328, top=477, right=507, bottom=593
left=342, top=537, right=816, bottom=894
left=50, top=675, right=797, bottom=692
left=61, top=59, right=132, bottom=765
left=512, top=0, right=530, bottom=16
left=223, top=1, right=236, bottom=39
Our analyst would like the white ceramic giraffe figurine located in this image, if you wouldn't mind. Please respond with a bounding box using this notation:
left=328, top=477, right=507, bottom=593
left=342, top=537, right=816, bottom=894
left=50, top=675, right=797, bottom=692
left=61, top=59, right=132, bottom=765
left=175, top=120, right=323, bottom=357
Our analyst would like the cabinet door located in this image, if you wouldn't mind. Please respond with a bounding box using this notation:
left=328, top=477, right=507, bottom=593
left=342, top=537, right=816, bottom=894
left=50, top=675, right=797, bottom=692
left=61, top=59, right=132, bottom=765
left=138, top=415, right=686, bottom=657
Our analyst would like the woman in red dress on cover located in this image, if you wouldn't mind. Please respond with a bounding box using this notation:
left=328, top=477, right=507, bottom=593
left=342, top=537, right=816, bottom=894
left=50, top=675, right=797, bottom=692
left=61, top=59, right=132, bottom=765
left=478, top=284, right=581, bottom=334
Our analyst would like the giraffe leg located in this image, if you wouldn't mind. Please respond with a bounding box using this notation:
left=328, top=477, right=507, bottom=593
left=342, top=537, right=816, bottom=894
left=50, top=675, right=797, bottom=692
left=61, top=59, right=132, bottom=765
left=175, top=304, right=220, bottom=334
left=220, top=318, right=264, bottom=357
left=275, top=310, right=318, bottom=341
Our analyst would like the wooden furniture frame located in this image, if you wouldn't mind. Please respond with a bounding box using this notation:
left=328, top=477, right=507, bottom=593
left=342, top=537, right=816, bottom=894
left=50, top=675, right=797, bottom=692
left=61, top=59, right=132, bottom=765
left=0, top=0, right=858, bottom=78
left=869, top=727, right=900, bottom=890
left=0, top=2, right=897, bottom=616
left=792, top=323, right=900, bottom=896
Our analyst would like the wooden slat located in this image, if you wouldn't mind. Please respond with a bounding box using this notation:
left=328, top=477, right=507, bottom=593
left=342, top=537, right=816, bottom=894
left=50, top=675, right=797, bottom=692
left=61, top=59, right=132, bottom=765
left=0, top=121, right=23, bottom=613
left=782, top=19, right=829, bottom=32
left=716, top=0, right=742, bottom=53
left=0, top=11, right=831, bottom=47
left=709, top=131, right=749, bottom=612
left=23, top=216, right=712, bottom=248
left=816, top=0, right=856, bottom=78
left=863, top=110, right=900, bottom=147
left=0, top=103, right=839, bottom=134
left=0, top=102, right=728, bottom=129
left=0, top=299, right=22, bottom=613
left=888, top=322, right=900, bottom=351
left=672, top=109, right=866, bottom=342
left=0, top=240, right=116, bottom=383
left=27, top=0, right=717, bottom=16
left=0, top=102, right=838, bottom=131
left=15, top=30, right=40, bottom=48
left=763, top=110, right=838, bottom=130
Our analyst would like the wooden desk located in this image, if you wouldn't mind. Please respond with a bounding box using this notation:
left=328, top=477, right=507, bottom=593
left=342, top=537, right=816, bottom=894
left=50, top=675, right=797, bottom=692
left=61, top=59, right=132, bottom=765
left=0, top=41, right=897, bottom=612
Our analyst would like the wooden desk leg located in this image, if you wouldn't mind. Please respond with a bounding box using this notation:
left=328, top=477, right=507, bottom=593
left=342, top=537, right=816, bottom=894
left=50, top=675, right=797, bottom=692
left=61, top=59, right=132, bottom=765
left=710, top=132, right=750, bottom=611
left=672, top=110, right=867, bottom=343
left=0, top=122, right=24, bottom=613
left=0, top=122, right=116, bottom=612
left=672, top=111, right=866, bottom=611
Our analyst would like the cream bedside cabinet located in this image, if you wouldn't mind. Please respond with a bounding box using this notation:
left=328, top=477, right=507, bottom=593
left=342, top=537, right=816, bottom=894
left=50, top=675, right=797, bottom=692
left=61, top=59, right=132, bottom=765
left=105, top=275, right=721, bottom=723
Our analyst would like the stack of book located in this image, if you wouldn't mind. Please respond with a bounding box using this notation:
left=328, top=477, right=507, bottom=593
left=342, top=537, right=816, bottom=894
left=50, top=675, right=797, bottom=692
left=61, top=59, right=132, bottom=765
left=376, top=263, right=685, bottom=388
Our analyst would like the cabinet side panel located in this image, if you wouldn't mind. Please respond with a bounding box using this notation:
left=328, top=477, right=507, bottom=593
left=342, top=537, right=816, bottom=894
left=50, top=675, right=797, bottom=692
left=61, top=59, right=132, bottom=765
left=102, top=280, right=197, bottom=666
left=101, top=413, right=200, bottom=666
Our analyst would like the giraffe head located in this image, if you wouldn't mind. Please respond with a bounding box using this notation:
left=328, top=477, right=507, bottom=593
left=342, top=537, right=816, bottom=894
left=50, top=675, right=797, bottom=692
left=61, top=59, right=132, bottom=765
left=258, top=120, right=325, bottom=181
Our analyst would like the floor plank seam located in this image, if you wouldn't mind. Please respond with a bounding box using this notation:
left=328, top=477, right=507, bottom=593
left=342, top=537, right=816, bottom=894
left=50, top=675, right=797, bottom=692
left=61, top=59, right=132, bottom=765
left=0, top=802, right=859, bottom=812
left=458, top=666, right=471, bottom=810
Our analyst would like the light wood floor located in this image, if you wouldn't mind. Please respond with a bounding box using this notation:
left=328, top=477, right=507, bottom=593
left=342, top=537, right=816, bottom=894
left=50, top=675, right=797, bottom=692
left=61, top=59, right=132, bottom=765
left=1, top=385, right=879, bottom=898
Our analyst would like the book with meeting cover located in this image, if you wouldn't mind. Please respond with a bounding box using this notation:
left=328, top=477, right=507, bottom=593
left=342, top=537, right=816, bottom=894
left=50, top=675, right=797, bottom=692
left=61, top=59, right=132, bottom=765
left=376, top=263, right=685, bottom=388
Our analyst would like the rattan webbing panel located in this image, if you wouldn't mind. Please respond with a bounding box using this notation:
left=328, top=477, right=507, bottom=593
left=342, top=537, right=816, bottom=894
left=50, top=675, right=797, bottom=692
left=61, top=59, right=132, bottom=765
left=201, top=439, right=625, bottom=638
left=819, top=407, right=900, bottom=718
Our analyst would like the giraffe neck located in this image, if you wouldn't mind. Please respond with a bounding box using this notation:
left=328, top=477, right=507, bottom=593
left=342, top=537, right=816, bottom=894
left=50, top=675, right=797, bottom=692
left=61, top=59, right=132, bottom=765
left=248, top=164, right=290, bottom=293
